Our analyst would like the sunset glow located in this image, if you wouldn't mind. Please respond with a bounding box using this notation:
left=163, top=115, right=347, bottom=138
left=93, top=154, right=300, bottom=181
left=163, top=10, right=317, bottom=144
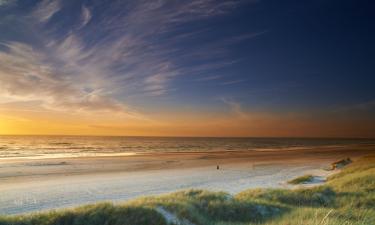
left=0, top=1, right=375, bottom=221
left=0, top=0, right=374, bottom=137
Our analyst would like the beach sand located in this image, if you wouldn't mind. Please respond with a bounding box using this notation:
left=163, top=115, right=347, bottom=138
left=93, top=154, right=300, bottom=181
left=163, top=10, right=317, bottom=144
left=0, top=144, right=374, bottom=215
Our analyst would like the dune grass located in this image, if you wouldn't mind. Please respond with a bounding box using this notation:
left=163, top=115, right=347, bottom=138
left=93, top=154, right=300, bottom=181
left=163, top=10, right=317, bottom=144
left=0, top=204, right=166, bottom=225
left=1, top=155, right=375, bottom=225
left=287, top=174, right=315, bottom=184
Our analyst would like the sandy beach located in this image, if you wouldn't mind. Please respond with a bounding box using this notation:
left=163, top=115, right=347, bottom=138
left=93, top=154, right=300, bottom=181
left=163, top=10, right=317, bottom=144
left=0, top=144, right=374, bottom=215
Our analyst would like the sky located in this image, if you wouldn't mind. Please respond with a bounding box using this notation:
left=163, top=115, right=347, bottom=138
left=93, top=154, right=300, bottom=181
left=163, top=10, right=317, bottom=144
left=0, top=0, right=374, bottom=137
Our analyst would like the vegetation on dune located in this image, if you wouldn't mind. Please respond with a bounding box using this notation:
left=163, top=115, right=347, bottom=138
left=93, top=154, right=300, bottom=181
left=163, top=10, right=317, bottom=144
left=0, top=204, right=166, bottom=225
left=330, top=158, right=352, bottom=170
left=130, top=190, right=286, bottom=224
left=287, top=174, right=315, bottom=184
left=1, top=155, right=375, bottom=225
left=237, top=186, right=336, bottom=208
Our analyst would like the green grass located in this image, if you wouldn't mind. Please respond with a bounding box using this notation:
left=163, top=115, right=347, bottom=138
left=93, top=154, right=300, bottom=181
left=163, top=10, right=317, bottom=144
left=287, top=174, right=315, bottom=184
left=0, top=204, right=166, bottom=225
left=1, top=155, right=375, bottom=225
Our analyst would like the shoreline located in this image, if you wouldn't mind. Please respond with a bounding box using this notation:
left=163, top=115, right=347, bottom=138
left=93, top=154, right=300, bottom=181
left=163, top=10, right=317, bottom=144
left=0, top=145, right=373, bottom=185
left=2, top=142, right=375, bottom=161
left=0, top=145, right=374, bottom=215
left=0, top=164, right=333, bottom=215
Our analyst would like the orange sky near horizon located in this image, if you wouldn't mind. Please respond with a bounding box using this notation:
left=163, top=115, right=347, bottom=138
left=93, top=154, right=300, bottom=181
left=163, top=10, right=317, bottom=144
left=1, top=0, right=375, bottom=139
left=1, top=107, right=375, bottom=138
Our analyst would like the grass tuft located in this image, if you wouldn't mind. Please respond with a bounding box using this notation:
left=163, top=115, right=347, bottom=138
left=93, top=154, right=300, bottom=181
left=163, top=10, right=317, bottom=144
left=287, top=174, right=315, bottom=184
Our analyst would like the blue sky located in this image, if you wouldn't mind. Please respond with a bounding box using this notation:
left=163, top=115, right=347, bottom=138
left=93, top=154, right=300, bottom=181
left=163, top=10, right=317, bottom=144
left=0, top=0, right=374, bottom=137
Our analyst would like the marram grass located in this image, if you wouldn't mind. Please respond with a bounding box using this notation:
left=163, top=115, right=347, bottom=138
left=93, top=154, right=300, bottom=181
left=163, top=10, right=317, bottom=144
left=287, top=174, right=315, bottom=184
left=1, top=155, right=375, bottom=225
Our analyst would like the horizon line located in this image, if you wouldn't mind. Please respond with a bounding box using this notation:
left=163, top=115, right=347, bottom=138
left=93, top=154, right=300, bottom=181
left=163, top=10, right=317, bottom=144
left=0, top=134, right=374, bottom=139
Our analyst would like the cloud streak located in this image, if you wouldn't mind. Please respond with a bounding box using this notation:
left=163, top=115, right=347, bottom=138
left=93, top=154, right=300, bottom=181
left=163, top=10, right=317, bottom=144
left=79, top=5, right=91, bottom=28
left=0, top=0, right=258, bottom=119
left=32, top=0, right=61, bottom=23
left=221, top=98, right=250, bottom=120
left=0, top=42, right=139, bottom=117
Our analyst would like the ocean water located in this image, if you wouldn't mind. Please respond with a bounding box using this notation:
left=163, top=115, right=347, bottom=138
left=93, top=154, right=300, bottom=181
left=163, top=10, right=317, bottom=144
left=0, top=135, right=374, bottom=159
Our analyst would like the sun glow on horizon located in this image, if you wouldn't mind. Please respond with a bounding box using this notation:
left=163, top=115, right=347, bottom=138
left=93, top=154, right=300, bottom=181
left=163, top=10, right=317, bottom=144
left=0, top=0, right=374, bottom=138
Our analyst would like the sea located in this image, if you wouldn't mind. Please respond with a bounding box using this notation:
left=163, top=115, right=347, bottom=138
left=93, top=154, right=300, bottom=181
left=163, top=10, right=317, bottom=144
left=1, top=135, right=375, bottom=159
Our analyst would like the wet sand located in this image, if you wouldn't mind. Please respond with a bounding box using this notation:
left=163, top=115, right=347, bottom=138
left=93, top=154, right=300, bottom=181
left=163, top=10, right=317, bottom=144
left=0, top=144, right=374, bottom=215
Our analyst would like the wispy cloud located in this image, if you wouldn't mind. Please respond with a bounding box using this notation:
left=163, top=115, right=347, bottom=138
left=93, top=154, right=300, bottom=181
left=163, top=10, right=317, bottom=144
left=0, top=42, right=140, bottom=118
left=89, top=0, right=254, bottom=95
left=221, top=31, right=268, bottom=44
left=333, top=100, right=375, bottom=113
left=221, top=98, right=250, bottom=120
left=32, top=0, right=61, bottom=23
left=195, top=75, right=224, bottom=82
left=221, top=79, right=247, bottom=85
left=0, top=0, right=259, bottom=118
left=79, top=5, right=91, bottom=28
left=0, top=0, right=14, bottom=7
